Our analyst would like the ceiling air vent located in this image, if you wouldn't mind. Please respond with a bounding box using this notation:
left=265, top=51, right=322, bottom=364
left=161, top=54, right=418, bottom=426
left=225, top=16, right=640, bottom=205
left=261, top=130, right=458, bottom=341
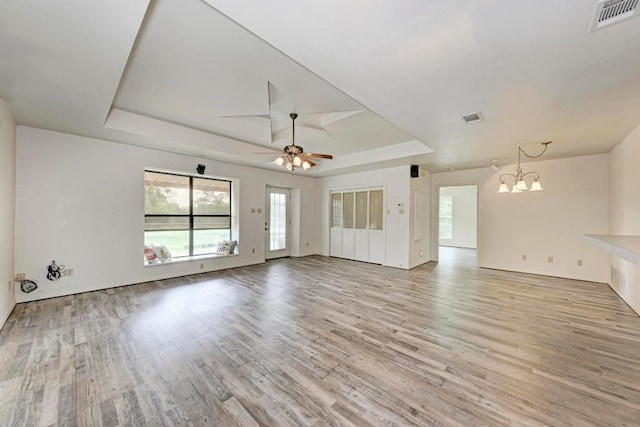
left=461, top=111, right=483, bottom=124
left=590, top=0, right=640, bottom=32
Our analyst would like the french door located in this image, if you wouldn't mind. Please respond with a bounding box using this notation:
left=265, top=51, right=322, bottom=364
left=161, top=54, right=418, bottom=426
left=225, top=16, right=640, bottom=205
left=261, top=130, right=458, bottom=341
left=265, top=187, right=290, bottom=259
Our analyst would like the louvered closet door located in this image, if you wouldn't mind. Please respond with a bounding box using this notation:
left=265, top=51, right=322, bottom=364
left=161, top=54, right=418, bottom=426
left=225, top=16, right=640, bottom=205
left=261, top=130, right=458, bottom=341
left=329, top=193, right=343, bottom=257
left=354, top=191, right=369, bottom=262
left=368, top=189, right=385, bottom=264
left=342, top=192, right=355, bottom=259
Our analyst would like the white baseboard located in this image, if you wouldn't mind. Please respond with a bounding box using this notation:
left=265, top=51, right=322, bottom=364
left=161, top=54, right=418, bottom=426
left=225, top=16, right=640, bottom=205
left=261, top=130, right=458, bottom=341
left=0, top=302, right=16, bottom=330
left=606, top=283, right=640, bottom=317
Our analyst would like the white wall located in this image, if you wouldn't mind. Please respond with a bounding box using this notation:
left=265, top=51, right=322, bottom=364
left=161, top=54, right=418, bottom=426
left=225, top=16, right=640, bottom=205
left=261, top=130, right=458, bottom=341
left=432, top=154, right=609, bottom=282
left=15, top=126, right=320, bottom=302
left=439, top=185, right=477, bottom=249
left=409, top=173, right=431, bottom=269
left=609, top=124, right=640, bottom=314
left=0, top=100, right=16, bottom=328
left=319, top=166, right=412, bottom=269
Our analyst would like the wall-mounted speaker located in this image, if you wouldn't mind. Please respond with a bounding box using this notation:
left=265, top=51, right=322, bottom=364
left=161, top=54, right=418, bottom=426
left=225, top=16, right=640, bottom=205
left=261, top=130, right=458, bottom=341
left=410, top=165, right=419, bottom=178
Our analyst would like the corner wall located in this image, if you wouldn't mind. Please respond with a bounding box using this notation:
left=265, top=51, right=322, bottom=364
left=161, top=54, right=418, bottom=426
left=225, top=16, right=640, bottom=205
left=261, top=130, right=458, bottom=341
left=608, top=124, right=640, bottom=314
left=409, top=173, right=431, bottom=268
left=0, top=100, right=16, bottom=328
left=432, top=154, right=609, bottom=282
left=15, top=126, right=320, bottom=302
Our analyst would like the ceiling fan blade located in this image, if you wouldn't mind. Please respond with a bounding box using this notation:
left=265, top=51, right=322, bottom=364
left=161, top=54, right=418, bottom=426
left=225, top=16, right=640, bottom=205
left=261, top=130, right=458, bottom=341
left=305, top=153, right=333, bottom=159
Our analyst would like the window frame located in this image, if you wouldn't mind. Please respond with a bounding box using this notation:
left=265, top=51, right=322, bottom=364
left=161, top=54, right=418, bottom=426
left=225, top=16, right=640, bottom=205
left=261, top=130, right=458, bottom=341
left=144, top=170, right=232, bottom=258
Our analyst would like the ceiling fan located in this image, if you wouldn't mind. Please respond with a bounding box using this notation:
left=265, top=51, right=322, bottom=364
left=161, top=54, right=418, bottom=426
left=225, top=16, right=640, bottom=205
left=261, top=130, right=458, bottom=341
left=260, top=113, right=333, bottom=171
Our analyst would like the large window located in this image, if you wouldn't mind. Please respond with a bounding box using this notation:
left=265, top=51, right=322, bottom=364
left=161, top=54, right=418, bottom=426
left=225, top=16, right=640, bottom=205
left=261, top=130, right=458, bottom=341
left=439, top=195, right=453, bottom=239
left=144, top=171, right=232, bottom=258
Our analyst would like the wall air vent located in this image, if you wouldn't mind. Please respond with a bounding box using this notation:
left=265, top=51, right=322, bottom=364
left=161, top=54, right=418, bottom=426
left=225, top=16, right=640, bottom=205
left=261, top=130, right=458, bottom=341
left=461, top=112, right=483, bottom=124
left=610, top=265, right=626, bottom=294
left=591, top=0, right=640, bottom=32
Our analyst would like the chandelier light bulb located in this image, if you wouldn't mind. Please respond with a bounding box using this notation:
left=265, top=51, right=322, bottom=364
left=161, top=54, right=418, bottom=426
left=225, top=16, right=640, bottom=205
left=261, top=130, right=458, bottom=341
left=497, top=183, right=509, bottom=193
left=293, top=155, right=302, bottom=166
left=516, top=180, right=528, bottom=191
left=286, top=162, right=294, bottom=171
left=302, top=160, right=311, bottom=170
left=510, top=186, right=522, bottom=193
left=530, top=180, right=544, bottom=191
left=273, top=156, right=285, bottom=166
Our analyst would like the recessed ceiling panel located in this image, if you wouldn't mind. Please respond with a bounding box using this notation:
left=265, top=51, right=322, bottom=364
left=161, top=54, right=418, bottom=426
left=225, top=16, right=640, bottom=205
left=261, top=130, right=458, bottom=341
left=113, top=0, right=423, bottom=159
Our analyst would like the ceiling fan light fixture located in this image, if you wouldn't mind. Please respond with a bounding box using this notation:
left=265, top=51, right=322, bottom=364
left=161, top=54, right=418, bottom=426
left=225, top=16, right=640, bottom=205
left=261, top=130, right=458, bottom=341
left=272, top=113, right=333, bottom=172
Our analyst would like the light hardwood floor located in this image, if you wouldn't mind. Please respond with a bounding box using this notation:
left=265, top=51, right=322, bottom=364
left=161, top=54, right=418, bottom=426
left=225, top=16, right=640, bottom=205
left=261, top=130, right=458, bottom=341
left=2, top=250, right=640, bottom=426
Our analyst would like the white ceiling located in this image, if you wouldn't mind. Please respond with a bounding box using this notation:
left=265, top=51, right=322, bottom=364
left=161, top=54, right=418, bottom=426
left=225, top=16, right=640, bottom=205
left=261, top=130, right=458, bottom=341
left=2, top=0, right=640, bottom=175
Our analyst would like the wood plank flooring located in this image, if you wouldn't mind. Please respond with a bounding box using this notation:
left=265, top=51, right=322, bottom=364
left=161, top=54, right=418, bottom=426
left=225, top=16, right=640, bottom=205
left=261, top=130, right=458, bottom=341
left=2, top=249, right=640, bottom=426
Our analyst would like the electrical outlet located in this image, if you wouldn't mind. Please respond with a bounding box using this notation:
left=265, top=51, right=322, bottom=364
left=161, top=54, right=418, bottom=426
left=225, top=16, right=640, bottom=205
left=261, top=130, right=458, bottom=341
left=200, top=263, right=204, bottom=270
left=522, top=255, right=527, bottom=261
left=62, top=268, right=74, bottom=277
left=577, top=259, right=583, bottom=266
left=15, top=273, right=25, bottom=280
left=548, top=256, right=554, bottom=264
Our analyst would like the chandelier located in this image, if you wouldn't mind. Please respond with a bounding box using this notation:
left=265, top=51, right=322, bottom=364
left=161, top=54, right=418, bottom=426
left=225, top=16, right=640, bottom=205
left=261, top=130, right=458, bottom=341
left=272, top=113, right=333, bottom=171
left=498, top=141, right=552, bottom=193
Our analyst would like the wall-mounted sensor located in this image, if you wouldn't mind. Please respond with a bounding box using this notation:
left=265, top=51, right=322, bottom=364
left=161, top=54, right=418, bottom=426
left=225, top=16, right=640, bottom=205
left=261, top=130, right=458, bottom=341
left=196, top=164, right=206, bottom=175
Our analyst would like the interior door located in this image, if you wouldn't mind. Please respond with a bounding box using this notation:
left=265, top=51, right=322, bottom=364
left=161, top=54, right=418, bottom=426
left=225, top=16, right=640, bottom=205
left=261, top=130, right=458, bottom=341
left=265, top=187, right=290, bottom=259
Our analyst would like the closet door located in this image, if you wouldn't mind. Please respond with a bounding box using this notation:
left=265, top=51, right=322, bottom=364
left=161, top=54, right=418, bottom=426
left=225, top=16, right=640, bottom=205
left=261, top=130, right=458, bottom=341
left=329, top=193, right=343, bottom=257
left=354, top=191, right=369, bottom=262
left=368, top=189, right=385, bottom=264
left=342, top=192, right=355, bottom=259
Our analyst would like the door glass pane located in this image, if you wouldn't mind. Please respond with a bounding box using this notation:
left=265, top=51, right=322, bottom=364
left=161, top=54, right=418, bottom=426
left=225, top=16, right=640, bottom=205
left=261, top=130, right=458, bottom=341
left=355, top=191, right=368, bottom=229
left=193, top=178, right=231, bottom=215
left=369, top=190, right=383, bottom=230
left=269, top=193, right=287, bottom=251
left=343, top=193, right=354, bottom=229
left=144, top=172, right=189, bottom=215
left=331, top=193, right=342, bottom=227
